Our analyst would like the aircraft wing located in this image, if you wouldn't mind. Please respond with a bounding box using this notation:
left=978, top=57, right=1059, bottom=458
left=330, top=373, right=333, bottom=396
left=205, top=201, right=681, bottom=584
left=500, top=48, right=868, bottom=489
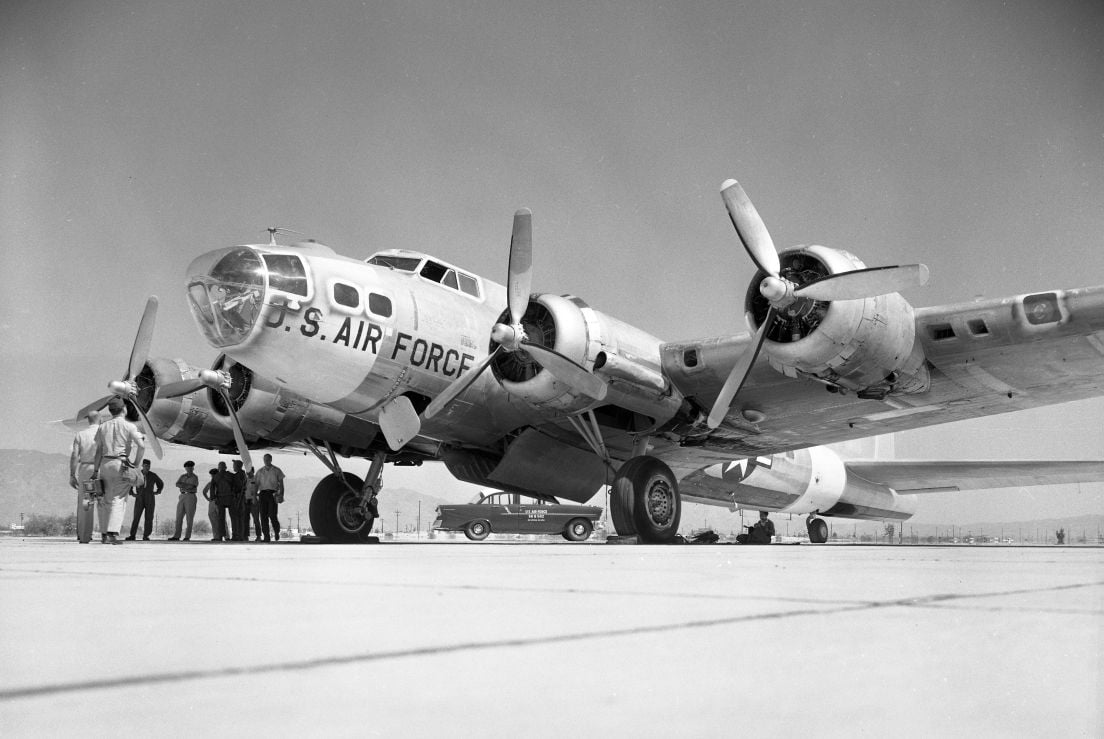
left=665, top=285, right=1104, bottom=457
left=843, top=460, right=1104, bottom=494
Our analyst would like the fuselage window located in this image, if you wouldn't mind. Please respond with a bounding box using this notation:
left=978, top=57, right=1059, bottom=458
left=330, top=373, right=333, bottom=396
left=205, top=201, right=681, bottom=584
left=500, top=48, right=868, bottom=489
left=457, top=272, right=480, bottom=297
left=262, top=253, right=308, bottom=296
left=333, top=282, right=360, bottom=309
left=368, top=292, right=393, bottom=318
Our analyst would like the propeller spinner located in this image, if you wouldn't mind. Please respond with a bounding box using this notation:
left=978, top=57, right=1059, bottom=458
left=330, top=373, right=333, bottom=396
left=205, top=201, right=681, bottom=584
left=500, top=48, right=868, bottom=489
left=707, top=179, right=929, bottom=430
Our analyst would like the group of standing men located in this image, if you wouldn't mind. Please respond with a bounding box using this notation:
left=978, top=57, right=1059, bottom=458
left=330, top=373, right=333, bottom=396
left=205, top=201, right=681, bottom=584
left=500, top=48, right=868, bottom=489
left=183, top=454, right=285, bottom=542
left=68, top=400, right=285, bottom=544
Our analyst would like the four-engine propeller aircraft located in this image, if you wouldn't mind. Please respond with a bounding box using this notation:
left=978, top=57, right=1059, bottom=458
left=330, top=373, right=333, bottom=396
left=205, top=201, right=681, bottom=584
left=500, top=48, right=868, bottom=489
left=76, top=179, right=1104, bottom=542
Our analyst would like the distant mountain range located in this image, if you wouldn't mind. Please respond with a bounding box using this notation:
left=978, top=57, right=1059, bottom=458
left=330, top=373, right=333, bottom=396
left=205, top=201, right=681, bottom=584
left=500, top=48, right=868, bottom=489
left=3, top=449, right=1101, bottom=541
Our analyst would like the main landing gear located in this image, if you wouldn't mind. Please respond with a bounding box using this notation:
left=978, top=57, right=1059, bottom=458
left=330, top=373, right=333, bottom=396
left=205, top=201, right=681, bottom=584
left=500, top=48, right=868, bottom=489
left=306, top=446, right=383, bottom=543
left=610, top=456, right=682, bottom=544
left=806, top=514, right=829, bottom=544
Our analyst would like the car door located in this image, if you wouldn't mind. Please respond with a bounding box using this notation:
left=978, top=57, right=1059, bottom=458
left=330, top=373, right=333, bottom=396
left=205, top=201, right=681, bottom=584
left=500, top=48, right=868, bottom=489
left=517, top=496, right=553, bottom=535
left=486, top=493, right=521, bottom=535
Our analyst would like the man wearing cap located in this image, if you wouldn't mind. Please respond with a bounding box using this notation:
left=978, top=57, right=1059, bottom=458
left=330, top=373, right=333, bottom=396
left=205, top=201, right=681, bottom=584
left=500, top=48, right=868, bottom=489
left=68, top=410, right=101, bottom=543
left=168, top=461, right=199, bottom=541
left=92, top=397, right=145, bottom=545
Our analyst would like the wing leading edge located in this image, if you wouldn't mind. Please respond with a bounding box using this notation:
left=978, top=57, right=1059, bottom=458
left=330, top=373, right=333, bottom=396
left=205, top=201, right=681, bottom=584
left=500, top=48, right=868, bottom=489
left=844, top=460, right=1104, bottom=494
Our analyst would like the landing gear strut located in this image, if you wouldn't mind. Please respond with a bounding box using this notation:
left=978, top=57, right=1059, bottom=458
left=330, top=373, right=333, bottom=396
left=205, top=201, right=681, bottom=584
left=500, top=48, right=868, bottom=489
left=806, top=514, right=829, bottom=544
left=306, top=447, right=384, bottom=543
left=610, top=456, right=682, bottom=544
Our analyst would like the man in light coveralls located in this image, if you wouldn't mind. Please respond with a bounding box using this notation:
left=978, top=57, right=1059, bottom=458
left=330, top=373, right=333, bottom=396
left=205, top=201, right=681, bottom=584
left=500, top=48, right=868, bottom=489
left=92, top=398, right=145, bottom=545
left=68, top=410, right=101, bottom=543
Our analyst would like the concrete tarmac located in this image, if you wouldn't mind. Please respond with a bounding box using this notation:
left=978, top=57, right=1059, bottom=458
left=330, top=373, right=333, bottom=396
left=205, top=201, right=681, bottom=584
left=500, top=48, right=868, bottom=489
left=0, top=538, right=1101, bottom=737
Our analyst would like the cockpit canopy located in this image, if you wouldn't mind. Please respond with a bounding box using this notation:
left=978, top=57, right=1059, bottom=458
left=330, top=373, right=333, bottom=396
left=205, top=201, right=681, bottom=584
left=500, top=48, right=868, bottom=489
left=366, top=249, right=482, bottom=299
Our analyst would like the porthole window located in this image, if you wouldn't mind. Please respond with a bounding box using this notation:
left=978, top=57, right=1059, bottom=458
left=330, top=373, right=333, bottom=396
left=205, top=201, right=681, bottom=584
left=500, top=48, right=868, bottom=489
left=333, top=282, right=360, bottom=309
left=368, top=292, right=393, bottom=318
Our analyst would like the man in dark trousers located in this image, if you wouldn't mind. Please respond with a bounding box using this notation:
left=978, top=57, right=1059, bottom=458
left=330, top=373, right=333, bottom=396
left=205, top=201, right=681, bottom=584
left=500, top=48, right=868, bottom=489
left=126, top=459, right=164, bottom=540
left=213, top=461, right=236, bottom=541
left=229, top=459, right=248, bottom=541
left=254, top=454, right=285, bottom=542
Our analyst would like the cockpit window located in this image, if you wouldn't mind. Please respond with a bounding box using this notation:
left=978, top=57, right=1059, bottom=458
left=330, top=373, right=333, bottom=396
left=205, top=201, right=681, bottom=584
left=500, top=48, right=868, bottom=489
left=457, top=272, right=480, bottom=297
left=419, top=260, right=480, bottom=298
left=262, top=253, right=308, bottom=296
left=419, top=261, right=449, bottom=283
left=367, top=254, right=421, bottom=271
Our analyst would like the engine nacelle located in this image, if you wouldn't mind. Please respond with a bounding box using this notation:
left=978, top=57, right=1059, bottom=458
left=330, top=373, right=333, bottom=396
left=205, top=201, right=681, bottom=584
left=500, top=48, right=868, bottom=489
left=203, top=356, right=375, bottom=451
left=136, top=356, right=374, bottom=455
left=746, top=245, right=929, bottom=397
left=490, top=294, right=685, bottom=426
left=679, top=447, right=918, bottom=521
left=137, top=357, right=240, bottom=450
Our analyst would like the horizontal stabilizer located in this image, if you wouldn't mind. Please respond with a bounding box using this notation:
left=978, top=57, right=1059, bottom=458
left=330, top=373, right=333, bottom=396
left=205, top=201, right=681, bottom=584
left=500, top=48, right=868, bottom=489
left=845, top=460, right=1104, bottom=494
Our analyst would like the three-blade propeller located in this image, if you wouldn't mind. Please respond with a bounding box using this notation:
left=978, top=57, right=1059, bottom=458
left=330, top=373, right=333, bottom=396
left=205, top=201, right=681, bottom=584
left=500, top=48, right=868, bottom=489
left=157, top=361, right=253, bottom=472
left=74, top=296, right=164, bottom=458
left=423, top=209, right=606, bottom=423
left=707, top=179, right=929, bottom=430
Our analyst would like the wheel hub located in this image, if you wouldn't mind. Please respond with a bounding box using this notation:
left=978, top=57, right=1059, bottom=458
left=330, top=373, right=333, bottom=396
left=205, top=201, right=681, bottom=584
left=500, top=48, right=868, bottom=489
left=336, top=491, right=368, bottom=532
left=645, top=480, right=674, bottom=526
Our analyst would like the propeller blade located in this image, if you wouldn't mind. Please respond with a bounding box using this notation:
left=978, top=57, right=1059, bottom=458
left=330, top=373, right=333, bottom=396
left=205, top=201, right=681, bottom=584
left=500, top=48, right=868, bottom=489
left=423, top=347, right=500, bottom=420
left=707, top=308, right=774, bottom=430
left=221, top=390, right=253, bottom=473
left=126, top=296, right=159, bottom=380
left=76, top=395, right=112, bottom=422
left=794, top=264, right=929, bottom=301
left=379, top=396, right=421, bottom=450
left=507, top=208, right=533, bottom=327
left=130, top=401, right=164, bottom=459
left=721, top=179, right=780, bottom=278
left=521, top=343, right=608, bottom=401
left=157, top=378, right=206, bottom=399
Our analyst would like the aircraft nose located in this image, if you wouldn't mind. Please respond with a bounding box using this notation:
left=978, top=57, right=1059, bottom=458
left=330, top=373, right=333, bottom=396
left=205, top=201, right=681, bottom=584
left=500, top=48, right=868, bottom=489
left=186, top=246, right=266, bottom=348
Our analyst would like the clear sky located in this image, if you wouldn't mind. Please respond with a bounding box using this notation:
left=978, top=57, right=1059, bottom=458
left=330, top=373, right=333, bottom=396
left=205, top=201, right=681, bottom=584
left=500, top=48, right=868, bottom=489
left=2, top=1, right=1102, bottom=523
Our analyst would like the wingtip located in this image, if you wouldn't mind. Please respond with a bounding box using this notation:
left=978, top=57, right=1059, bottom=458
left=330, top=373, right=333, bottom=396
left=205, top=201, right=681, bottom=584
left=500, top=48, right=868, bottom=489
left=514, top=207, right=532, bottom=217
left=720, top=178, right=738, bottom=192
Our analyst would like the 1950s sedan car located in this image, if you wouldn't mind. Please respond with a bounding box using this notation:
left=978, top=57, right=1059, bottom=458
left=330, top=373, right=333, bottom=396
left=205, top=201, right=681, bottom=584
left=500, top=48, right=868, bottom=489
left=433, top=491, right=603, bottom=541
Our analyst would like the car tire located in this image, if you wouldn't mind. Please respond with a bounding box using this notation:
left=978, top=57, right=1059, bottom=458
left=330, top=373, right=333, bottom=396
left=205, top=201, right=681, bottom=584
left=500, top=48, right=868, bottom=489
left=464, top=520, right=490, bottom=541
left=563, top=518, right=592, bottom=542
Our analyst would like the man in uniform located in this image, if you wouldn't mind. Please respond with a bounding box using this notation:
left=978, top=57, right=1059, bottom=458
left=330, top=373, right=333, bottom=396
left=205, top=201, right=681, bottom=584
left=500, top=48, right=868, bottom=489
left=68, top=410, right=100, bottom=543
left=213, top=461, right=236, bottom=541
left=167, top=461, right=199, bottom=541
left=255, top=453, right=285, bottom=542
left=92, top=398, right=145, bottom=545
left=737, top=511, right=776, bottom=544
left=126, top=459, right=164, bottom=540
left=229, top=459, right=248, bottom=541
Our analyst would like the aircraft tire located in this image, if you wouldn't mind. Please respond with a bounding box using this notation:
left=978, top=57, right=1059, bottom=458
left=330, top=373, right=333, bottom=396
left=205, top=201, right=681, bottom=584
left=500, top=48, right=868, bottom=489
left=807, top=516, right=829, bottom=544
left=464, top=520, right=490, bottom=541
left=612, top=456, right=681, bottom=544
left=563, top=518, right=592, bottom=542
left=308, top=472, right=369, bottom=542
